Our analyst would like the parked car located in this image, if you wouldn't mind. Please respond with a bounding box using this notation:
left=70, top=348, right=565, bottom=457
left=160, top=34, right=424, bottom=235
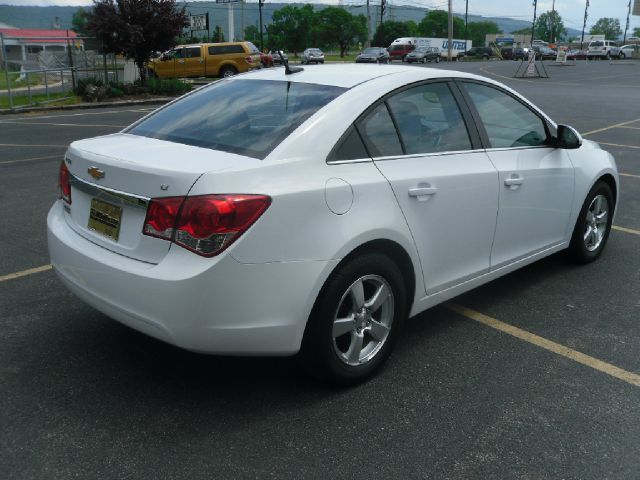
left=500, top=47, right=514, bottom=60
left=587, top=40, right=621, bottom=59
left=405, top=46, right=441, bottom=63
left=260, top=51, right=273, bottom=67
left=533, top=45, right=557, bottom=60
left=49, top=65, right=618, bottom=385
left=387, top=43, right=415, bottom=62
left=270, top=50, right=289, bottom=65
left=301, top=48, right=325, bottom=64
left=461, top=47, right=495, bottom=59
left=619, top=44, right=640, bottom=59
left=355, top=47, right=390, bottom=64
left=148, top=42, right=261, bottom=79
left=513, top=47, right=528, bottom=60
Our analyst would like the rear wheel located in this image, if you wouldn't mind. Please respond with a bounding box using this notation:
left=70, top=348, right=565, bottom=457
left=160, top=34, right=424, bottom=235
left=436, top=56, right=440, bottom=63
left=568, top=181, right=614, bottom=263
left=302, top=253, right=407, bottom=385
left=219, top=66, right=237, bottom=78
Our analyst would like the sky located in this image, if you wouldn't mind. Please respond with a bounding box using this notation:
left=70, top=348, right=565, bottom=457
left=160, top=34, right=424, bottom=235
left=0, top=0, right=638, bottom=33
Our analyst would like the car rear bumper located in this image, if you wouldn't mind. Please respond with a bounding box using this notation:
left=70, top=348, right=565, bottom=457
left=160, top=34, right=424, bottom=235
left=47, top=201, right=337, bottom=355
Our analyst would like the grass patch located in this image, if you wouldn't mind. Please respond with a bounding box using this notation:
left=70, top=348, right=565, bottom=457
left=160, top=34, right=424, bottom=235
left=324, top=54, right=358, bottom=62
left=0, top=70, right=45, bottom=89
left=0, top=91, right=80, bottom=109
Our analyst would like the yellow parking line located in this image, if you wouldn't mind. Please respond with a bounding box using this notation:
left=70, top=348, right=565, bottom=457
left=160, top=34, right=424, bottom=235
left=582, top=118, right=640, bottom=136
left=446, top=303, right=640, bottom=387
left=618, top=126, right=640, bottom=130
left=612, top=225, right=640, bottom=236
left=620, top=173, right=640, bottom=179
left=0, top=264, right=52, bottom=283
left=0, top=121, right=126, bottom=128
left=597, top=142, right=640, bottom=150
left=0, top=143, right=67, bottom=148
left=0, top=154, right=62, bottom=165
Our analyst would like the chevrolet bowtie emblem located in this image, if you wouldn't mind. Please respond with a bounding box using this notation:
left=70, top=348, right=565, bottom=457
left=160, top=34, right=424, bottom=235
left=88, top=166, right=105, bottom=180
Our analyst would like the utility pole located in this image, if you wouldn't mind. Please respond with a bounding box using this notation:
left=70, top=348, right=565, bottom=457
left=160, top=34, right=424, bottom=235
left=464, top=0, right=469, bottom=41
left=366, top=0, right=371, bottom=47
left=259, top=0, right=264, bottom=51
left=531, top=0, right=537, bottom=46
left=379, top=0, right=386, bottom=43
left=447, top=0, right=453, bottom=61
left=550, top=0, right=555, bottom=43
left=580, top=0, right=589, bottom=51
left=623, top=0, right=631, bottom=43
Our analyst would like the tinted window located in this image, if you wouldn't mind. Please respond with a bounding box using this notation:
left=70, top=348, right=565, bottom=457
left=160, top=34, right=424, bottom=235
left=128, top=80, right=345, bottom=159
left=208, top=45, right=245, bottom=55
left=387, top=83, right=472, bottom=154
left=463, top=82, right=548, bottom=148
left=185, top=47, right=201, bottom=58
left=357, top=103, right=403, bottom=157
left=331, top=126, right=369, bottom=161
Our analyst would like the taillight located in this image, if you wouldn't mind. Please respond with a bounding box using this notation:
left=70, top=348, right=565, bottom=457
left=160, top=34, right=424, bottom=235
left=143, top=194, right=271, bottom=257
left=245, top=56, right=253, bottom=64
left=58, top=160, right=71, bottom=204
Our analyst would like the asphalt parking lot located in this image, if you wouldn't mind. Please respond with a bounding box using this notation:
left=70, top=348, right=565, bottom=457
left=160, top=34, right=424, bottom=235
left=1, top=60, right=639, bottom=479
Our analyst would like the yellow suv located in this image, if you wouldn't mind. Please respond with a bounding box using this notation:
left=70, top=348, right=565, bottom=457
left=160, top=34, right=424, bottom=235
left=148, top=42, right=262, bottom=79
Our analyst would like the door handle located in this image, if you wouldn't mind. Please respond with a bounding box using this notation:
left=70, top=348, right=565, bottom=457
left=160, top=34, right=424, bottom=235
left=408, top=185, right=438, bottom=199
left=504, top=175, right=524, bottom=187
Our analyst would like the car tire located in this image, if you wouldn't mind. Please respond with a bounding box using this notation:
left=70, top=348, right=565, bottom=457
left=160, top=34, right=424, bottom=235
left=605, top=52, right=611, bottom=60
left=568, top=181, right=614, bottom=264
left=436, top=56, right=440, bottom=63
left=619, top=52, right=625, bottom=59
left=219, top=66, right=237, bottom=78
left=301, top=253, right=407, bottom=385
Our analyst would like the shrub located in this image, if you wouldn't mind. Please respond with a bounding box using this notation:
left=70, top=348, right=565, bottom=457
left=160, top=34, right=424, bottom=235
left=146, top=77, right=192, bottom=96
left=74, top=77, right=103, bottom=96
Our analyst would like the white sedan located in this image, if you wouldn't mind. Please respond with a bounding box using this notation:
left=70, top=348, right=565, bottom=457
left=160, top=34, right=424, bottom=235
left=48, top=65, right=618, bottom=384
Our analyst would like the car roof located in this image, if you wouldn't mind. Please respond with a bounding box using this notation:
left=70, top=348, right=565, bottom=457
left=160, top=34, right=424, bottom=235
left=241, top=64, right=478, bottom=89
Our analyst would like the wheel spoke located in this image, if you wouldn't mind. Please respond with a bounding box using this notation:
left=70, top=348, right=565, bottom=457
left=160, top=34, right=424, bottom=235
left=333, top=315, right=355, bottom=338
left=583, top=225, right=593, bottom=243
left=595, top=210, right=608, bottom=226
left=593, top=195, right=603, bottom=214
left=365, top=283, right=390, bottom=313
left=349, top=279, right=365, bottom=309
left=346, top=331, right=364, bottom=364
left=368, top=319, right=390, bottom=342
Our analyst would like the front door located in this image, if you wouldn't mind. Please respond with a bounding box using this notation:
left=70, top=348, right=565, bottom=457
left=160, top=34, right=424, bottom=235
left=459, top=81, right=575, bottom=268
left=359, top=81, right=499, bottom=294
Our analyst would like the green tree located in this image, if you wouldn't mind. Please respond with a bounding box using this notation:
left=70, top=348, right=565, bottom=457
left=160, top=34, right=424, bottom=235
left=86, top=0, right=188, bottom=84
left=71, top=7, right=91, bottom=37
left=315, top=7, right=366, bottom=57
left=632, top=26, right=640, bottom=38
left=267, top=5, right=316, bottom=56
left=466, top=21, right=501, bottom=47
left=372, top=20, right=411, bottom=47
left=418, top=10, right=464, bottom=38
left=244, top=25, right=260, bottom=45
left=590, top=18, right=622, bottom=40
left=405, top=20, right=419, bottom=37
left=534, top=10, right=566, bottom=42
left=212, top=25, right=225, bottom=43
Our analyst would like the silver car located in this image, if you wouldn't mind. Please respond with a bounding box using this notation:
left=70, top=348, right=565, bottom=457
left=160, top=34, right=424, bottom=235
left=302, top=48, right=325, bottom=64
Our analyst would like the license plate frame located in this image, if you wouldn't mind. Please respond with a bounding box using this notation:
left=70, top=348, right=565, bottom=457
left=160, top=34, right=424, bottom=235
left=88, top=198, right=122, bottom=241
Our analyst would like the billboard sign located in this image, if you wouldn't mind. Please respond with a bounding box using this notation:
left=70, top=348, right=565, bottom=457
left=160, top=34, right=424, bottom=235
left=190, top=14, right=208, bottom=31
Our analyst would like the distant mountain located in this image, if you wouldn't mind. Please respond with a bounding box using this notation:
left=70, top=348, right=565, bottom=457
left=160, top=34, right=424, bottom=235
left=0, top=2, right=580, bottom=39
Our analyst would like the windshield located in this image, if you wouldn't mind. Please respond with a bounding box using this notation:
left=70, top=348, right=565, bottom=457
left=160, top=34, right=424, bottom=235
left=363, top=48, right=379, bottom=54
left=127, top=79, right=345, bottom=159
left=308, top=49, right=322, bottom=54
left=414, top=47, right=429, bottom=52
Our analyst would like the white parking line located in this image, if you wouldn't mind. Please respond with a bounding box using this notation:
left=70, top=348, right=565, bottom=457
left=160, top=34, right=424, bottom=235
left=597, top=142, right=640, bottom=150
left=0, top=143, right=67, bottom=148
left=447, top=303, right=640, bottom=388
left=612, top=225, right=640, bottom=236
left=0, top=121, right=126, bottom=128
left=0, top=154, right=61, bottom=165
left=620, top=173, right=640, bottom=179
left=9, top=109, right=153, bottom=120
left=582, top=118, right=640, bottom=136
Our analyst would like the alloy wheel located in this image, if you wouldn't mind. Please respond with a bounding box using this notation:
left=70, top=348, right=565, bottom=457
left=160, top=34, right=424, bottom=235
left=584, top=194, right=609, bottom=252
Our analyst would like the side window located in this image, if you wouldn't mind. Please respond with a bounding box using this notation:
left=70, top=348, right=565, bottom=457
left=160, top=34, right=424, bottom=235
left=463, top=82, right=549, bottom=148
left=172, top=48, right=184, bottom=59
left=330, top=126, right=369, bottom=162
left=185, top=47, right=201, bottom=58
left=387, top=82, right=472, bottom=155
left=357, top=103, right=403, bottom=157
left=208, top=46, right=221, bottom=55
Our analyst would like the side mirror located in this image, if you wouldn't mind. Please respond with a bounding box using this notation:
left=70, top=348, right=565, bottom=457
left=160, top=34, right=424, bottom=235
left=556, top=124, right=582, bottom=149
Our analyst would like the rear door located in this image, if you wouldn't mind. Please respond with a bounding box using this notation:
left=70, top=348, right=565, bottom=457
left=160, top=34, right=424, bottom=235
left=458, top=80, right=574, bottom=269
left=361, top=81, right=499, bottom=294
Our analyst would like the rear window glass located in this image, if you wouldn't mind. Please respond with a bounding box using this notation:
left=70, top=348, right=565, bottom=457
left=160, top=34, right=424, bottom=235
left=590, top=41, right=604, bottom=47
left=208, top=44, right=245, bottom=55
left=127, top=79, right=346, bottom=159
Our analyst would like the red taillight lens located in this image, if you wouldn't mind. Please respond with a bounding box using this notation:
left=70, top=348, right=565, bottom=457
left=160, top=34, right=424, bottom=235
left=245, top=56, right=253, bottom=64
left=143, top=196, right=185, bottom=240
left=143, top=194, right=270, bottom=257
left=58, top=160, right=71, bottom=204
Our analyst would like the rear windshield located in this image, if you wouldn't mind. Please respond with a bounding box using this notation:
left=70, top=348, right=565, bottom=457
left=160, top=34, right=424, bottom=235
left=127, top=79, right=345, bottom=159
left=590, top=41, right=604, bottom=47
left=363, top=48, right=379, bottom=54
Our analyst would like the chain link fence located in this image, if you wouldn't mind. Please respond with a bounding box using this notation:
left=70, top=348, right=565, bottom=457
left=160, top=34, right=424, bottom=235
left=0, top=33, right=126, bottom=110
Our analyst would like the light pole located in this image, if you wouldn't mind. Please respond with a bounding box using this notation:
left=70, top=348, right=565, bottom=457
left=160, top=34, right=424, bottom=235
left=259, top=0, right=264, bottom=51
left=531, top=0, right=537, bottom=46
left=580, top=0, right=589, bottom=51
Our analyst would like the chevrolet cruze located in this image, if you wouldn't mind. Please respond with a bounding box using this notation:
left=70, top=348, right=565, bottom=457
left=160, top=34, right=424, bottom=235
left=48, top=65, right=618, bottom=384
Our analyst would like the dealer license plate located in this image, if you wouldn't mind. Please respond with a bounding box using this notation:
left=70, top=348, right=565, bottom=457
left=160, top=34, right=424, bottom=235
left=88, top=198, right=122, bottom=241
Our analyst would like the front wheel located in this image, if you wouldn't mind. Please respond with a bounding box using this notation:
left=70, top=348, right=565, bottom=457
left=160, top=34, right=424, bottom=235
left=301, top=253, right=407, bottom=385
left=568, top=181, right=614, bottom=263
